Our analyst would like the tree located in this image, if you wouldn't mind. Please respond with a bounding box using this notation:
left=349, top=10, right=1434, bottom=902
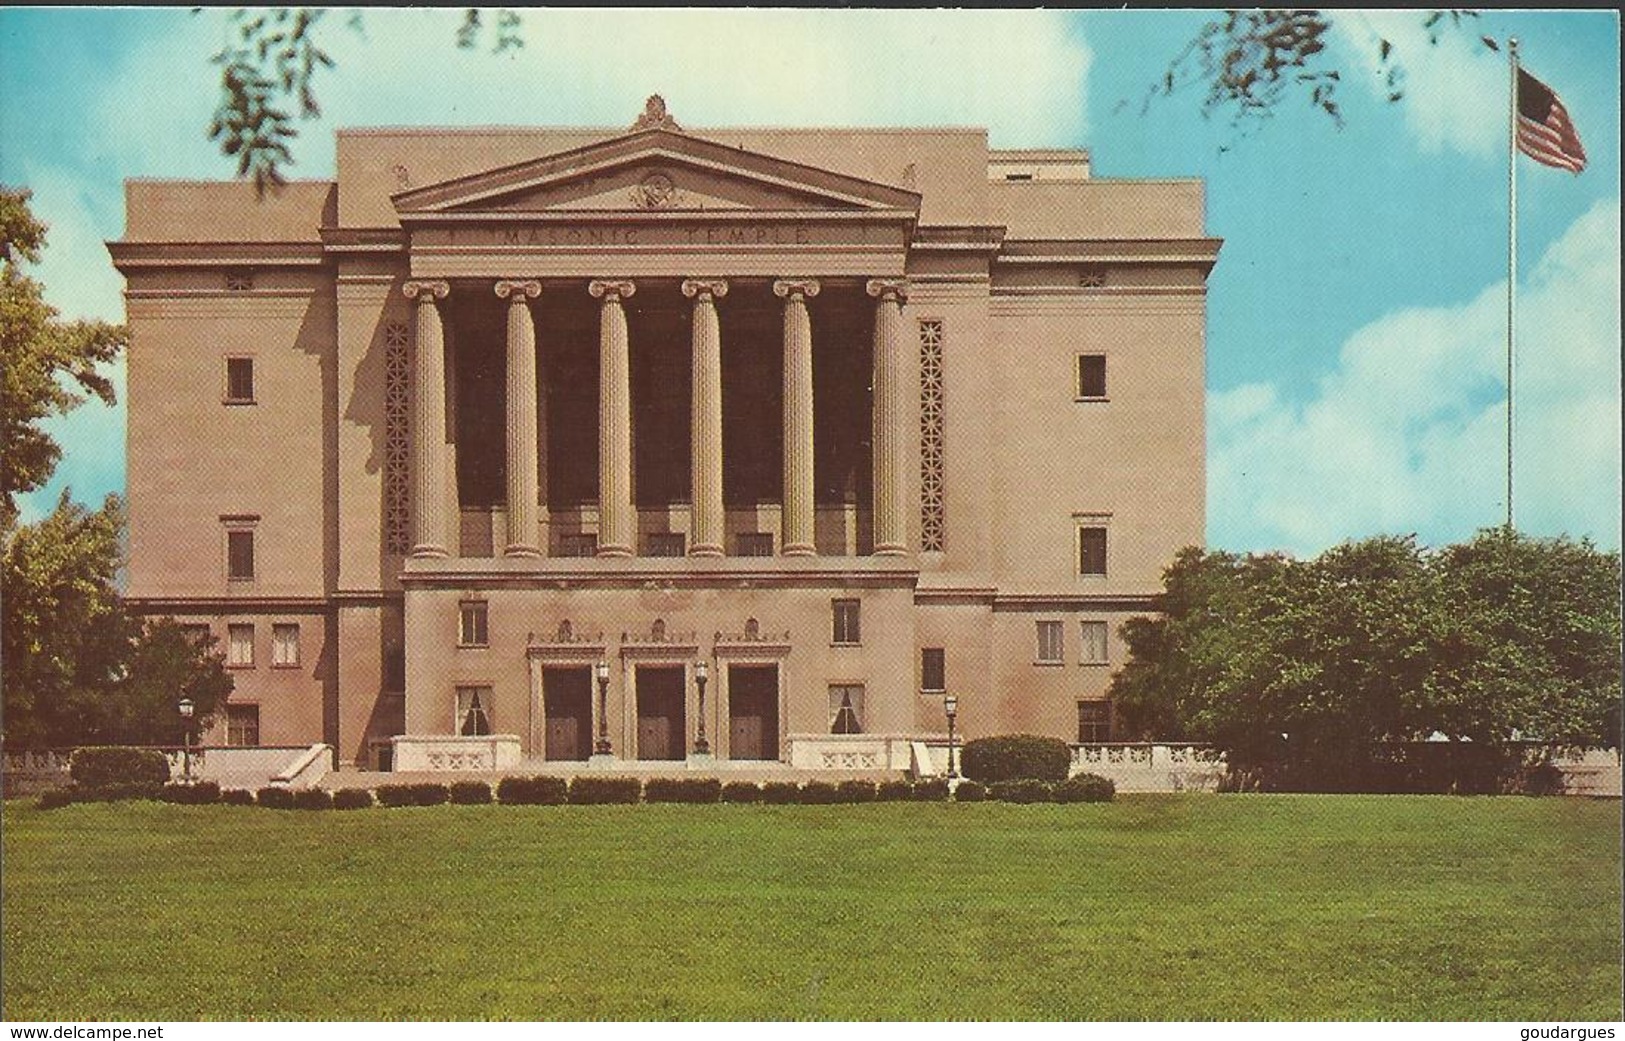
left=103, top=618, right=234, bottom=746
left=1, top=186, right=127, bottom=531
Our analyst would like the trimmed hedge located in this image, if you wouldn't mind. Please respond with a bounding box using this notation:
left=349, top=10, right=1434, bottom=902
left=987, top=779, right=1055, bottom=803
left=1055, top=773, right=1115, bottom=803
left=760, top=781, right=801, bottom=804
left=220, top=788, right=256, bottom=806
left=70, top=747, right=172, bottom=788
left=75, top=782, right=164, bottom=803
left=497, top=775, right=568, bottom=806
left=719, top=781, right=763, bottom=803
left=910, top=779, right=951, bottom=802
left=292, top=788, right=333, bottom=811
left=332, top=788, right=374, bottom=810
left=953, top=780, right=987, bottom=802
left=797, top=780, right=839, bottom=805
left=568, top=776, right=641, bottom=805
left=833, top=780, right=877, bottom=803
left=377, top=783, right=450, bottom=807
left=960, top=734, right=1071, bottom=783
left=160, top=781, right=221, bottom=805
left=644, top=777, right=722, bottom=804
left=876, top=779, right=914, bottom=801
left=449, top=780, right=494, bottom=805
left=256, top=786, right=295, bottom=809
left=35, top=787, right=74, bottom=810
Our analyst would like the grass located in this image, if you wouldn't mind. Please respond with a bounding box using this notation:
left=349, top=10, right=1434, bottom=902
left=2, top=795, right=1620, bottom=1021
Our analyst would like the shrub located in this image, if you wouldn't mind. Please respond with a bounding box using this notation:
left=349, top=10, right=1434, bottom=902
left=760, top=781, right=801, bottom=805
left=644, top=777, right=722, bottom=804
left=797, top=780, right=839, bottom=804
left=332, top=788, right=374, bottom=810
left=497, top=775, right=568, bottom=806
left=36, top=787, right=74, bottom=810
left=1055, top=773, right=1115, bottom=803
left=77, top=781, right=164, bottom=803
left=449, top=780, right=493, bottom=805
left=256, top=786, right=295, bottom=809
left=960, top=735, right=1071, bottom=783
left=291, top=788, right=333, bottom=810
left=70, top=747, right=172, bottom=788
left=909, top=778, right=951, bottom=802
left=568, top=776, right=641, bottom=804
left=987, top=778, right=1056, bottom=803
left=953, top=780, right=987, bottom=802
left=876, top=779, right=915, bottom=801
left=160, top=781, right=221, bottom=805
left=219, top=788, right=256, bottom=806
left=720, top=781, right=763, bottom=803
left=833, top=780, right=877, bottom=803
left=377, top=782, right=449, bottom=807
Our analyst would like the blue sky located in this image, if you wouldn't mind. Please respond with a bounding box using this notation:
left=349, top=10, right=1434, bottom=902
left=1, top=8, right=1618, bottom=556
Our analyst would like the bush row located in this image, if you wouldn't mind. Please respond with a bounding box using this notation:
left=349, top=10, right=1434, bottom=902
left=35, top=774, right=1112, bottom=810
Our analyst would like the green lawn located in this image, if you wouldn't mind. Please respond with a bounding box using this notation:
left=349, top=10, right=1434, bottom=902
left=2, top=795, right=1619, bottom=1021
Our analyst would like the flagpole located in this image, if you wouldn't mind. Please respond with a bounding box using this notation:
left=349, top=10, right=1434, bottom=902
left=1506, top=37, right=1519, bottom=532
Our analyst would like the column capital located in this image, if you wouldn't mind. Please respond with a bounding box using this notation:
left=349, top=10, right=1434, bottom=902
left=402, top=279, right=450, bottom=300
left=772, top=278, right=821, bottom=300
left=588, top=279, right=637, bottom=302
left=681, top=278, right=729, bottom=301
left=495, top=279, right=542, bottom=301
left=865, top=278, right=909, bottom=303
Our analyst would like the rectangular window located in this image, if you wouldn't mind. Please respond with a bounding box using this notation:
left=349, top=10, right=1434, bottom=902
left=645, top=532, right=686, bottom=557
left=227, top=623, right=255, bottom=667
left=1078, top=700, right=1112, bottom=744
left=456, top=686, right=494, bottom=736
left=1077, top=355, right=1107, bottom=399
left=1036, top=620, right=1064, bottom=663
left=226, top=704, right=260, bottom=747
left=271, top=623, right=300, bottom=667
left=829, top=684, right=865, bottom=735
left=1080, top=621, right=1109, bottom=665
left=921, top=648, right=946, bottom=693
left=458, top=600, right=489, bottom=647
left=226, top=357, right=255, bottom=403
left=558, top=533, right=597, bottom=557
left=227, top=529, right=255, bottom=581
left=1078, top=526, right=1108, bottom=576
left=736, top=533, right=774, bottom=557
left=831, top=599, right=861, bottom=645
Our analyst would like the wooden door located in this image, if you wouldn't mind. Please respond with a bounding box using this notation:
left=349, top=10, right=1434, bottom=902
left=729, top=665, right=779, bottom=761
left=543, top=667, right=592, bottom=761
left=636, top=666, right=685, bottom=760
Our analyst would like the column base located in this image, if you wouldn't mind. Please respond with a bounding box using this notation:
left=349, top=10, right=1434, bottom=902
left=781, top=544, right=815, bottom=558
left=687, top=545, right=724, bottom=559
left=873, top=544, right=907, bottom=557
left=503, top=544, right=543, bottom=559
left=595, top=546, right=633, bottom=559
left=410, top=544, right=450, bottom=559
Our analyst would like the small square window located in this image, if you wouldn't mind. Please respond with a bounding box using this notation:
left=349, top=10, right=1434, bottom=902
left=226, top=357, right=255, bottom=403
left=458, top=601, right=489, bottom=647
left=736, top=533, right=774, bottom=557
left=832, top=599, right=861, bottom=645
left=1036, top=620, right=1064, bottom=664
left=645, top=532, right=686, bottom=557
left=829, top=684, right=865, bottom=735
left=272, top=623, right=300, bottom=667
left=227, top=704, right=260, bottom=747
left=1078, top=526, right=1108, bottom=577
left=558, top=533, right=598, bottom=557
left=227, top=623, right=255, bottom=667
left=1077, top=355, right=1107, bottom=399
left=921, top=648, right=946, bottom=693
left=227, top=529, right=255, bottom=581
left=1078, top=700, right=1112, bottom=744
left=456, top=686, right=494, bottom=736
left=1080, top=621, right=1109, bottom=665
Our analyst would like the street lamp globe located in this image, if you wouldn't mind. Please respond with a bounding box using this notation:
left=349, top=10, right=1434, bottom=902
left=595, top=660, right=610, bottom=684
left=694, top=660, right=708, bottom=683
left=178, top=697, right=195, bottom=720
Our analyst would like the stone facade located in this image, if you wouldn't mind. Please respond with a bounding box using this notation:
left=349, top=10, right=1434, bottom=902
left=110, top=98, right=1218, bottom=771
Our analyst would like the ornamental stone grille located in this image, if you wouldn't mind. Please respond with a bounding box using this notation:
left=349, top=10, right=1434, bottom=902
left=383, top=321, right=412, bottom=554
left=918, top=318, right=946, bottom=552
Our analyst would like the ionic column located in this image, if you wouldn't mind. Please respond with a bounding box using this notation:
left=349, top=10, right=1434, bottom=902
left=589, top=279, right=636, bottom=558
left=496, top=280, right=543, bottom=558
left=866, top=278, right=910, bottom=556
left=682, top=279, right=728, bottom=558
left=774, top=279, right=820, bottom=557
left=403, top=280, right=451, bottom=558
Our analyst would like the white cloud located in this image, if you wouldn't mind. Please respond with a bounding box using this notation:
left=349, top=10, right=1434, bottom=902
left=1210, top=199, right=1622, bottom=555
left=1333, top=11, right=1506, bottom=157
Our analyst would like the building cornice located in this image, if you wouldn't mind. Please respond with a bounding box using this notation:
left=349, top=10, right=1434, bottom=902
left=995, top=237, right=1223, bottom=268
left=126, top=596, right=332, bottom=614
left=107, top=241, right=327, bottom=271
left=400, top=555, right=920, bottom=591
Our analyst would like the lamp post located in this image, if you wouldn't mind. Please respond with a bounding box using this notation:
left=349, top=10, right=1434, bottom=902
left=593, top=660, right=613, bottom=756
left=693, top=660, right=710, bottom=755
left=944, top=693, right=958, bottom=779
left=177, top=697, right=195, bottom=784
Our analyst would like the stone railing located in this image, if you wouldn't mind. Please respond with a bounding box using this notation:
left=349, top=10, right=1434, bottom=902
left=1070, top=743, right=1228, bottom=793
left=787, top=734, right=920, bottom=773
left=390, top=734, right=522, bottom=772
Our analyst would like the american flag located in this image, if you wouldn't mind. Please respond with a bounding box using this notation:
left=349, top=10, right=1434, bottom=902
left=1516, top=67, right=1587, bottom=174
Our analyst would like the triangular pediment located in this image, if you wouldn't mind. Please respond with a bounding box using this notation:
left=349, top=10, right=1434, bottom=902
left=392, top=127, right=920, bottom=219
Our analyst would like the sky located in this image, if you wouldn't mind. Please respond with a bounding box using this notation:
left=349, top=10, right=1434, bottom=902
left=1, top=8, right=1618, bottom=557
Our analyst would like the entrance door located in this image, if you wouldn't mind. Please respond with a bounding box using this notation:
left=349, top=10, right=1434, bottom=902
left=543, top=667, right=593, bottom=761
left=636, top=665, right=686, bottom=760
left=729, top=664, right=780, bottom=761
